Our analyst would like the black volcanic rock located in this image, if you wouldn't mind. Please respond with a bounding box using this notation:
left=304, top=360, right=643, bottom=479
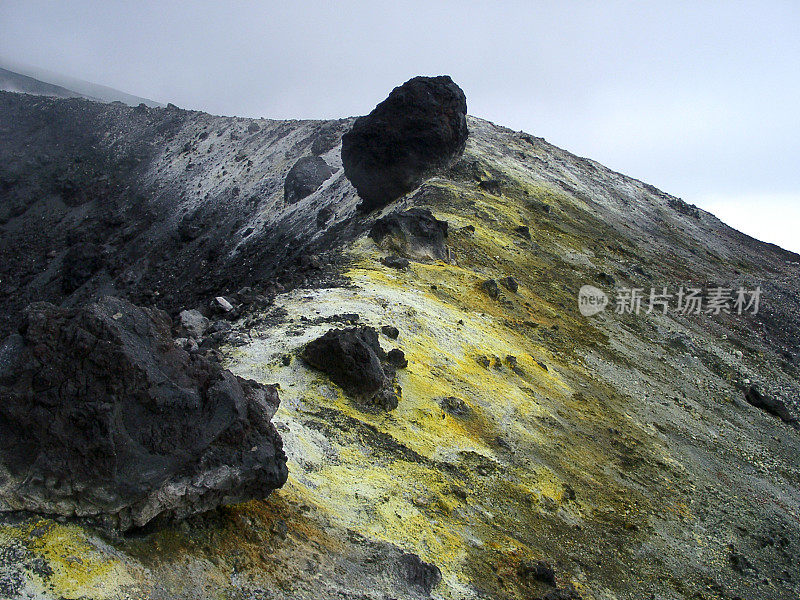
left=342, top=76, right=468, bottom=211
left=284, top=156, right=334, bottom=204
left=0, top=296, right=287, bottom=531
left=744, top=386, right=797, bottom=424
left=302, top=326, right=403, bottom=410
left=370, top=208, right=449, bottom=261
left=399, top=553, right=442, bottom=595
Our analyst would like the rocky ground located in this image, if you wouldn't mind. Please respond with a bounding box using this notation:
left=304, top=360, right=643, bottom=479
left=0, top=82, right=799, bottom=599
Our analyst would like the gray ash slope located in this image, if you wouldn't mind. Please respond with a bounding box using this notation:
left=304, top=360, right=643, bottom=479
left=0, top=91, right=363, bottom=337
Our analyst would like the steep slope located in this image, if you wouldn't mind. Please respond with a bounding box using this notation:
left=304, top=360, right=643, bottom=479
left=0, top=91, right=360, bottom=338
left=1, top=92, right=799, bottom=600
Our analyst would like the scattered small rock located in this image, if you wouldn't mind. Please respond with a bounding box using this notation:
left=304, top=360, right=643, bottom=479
left=211, top=296, right=235, bottom=314
left=480, top=279, right=500, bottom=299
left=514, top=225, right=531, bottom=240
left=729, top=546, right=757, bottom=574
left=207, top=320, right=232, bottom=334
left=518, top=559, right=557, bottom=586
left=381, top=255, right=411, bottom=270
left=598, top=271, right=616, bottom=286
left=440, top=396, right=471, bottom=418
left=381, top=325, right=400, bottom=339
left=179, top=309, right=209, bottom=339
left=499, top=276, right=518, bottom=293
left=317, top=206, right=333, bottom=227
left=743, top=386, right=797, bottom=424
left=478, top=179, right=502, bottom=195
left=386, top=348, right=408, bottom=368
left=299, top=254, right=323, bottom=271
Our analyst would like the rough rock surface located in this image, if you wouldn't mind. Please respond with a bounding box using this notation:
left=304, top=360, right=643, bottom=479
left=369, top=208, right=449, bottom=261
left=283, top=156, right=334, bottom=204
left=301, top=326, right=403, bottom=410
left=0, top=296, right=287, bottom=531
left=178, top=308, right=209, bottom=338
left=341, top=75, right=468, bottom=211
left=398, top=553, right=442, bottom=595
left=744, top=386, right=797, bottom=424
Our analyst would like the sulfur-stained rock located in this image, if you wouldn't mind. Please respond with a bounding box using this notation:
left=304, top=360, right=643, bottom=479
left=0, top=296, right=287, bottom=531
left=499, top=276, right=519, bottom=293
left=342, top=76, right=468, bottom=212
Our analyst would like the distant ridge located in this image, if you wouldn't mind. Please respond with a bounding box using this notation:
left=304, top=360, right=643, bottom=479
left=0, top=67, right=101, bottom=101
left=0, top=61, right=163, bottom=107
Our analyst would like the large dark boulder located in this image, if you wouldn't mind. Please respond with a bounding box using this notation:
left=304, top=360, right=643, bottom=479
left=284, top=156, right=334, bottom=204
left=0, top=296, right=287, bottom=531
left=342, top=76, right=468, bottom=212
left=370, top=208, right=449, bottom=261
left=302, top=326, right=404, bottom=410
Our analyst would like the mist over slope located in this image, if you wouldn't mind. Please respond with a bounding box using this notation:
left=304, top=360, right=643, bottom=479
left=0, top=67, right=100, bottom=101
left=0, top=64, right=163, bottom=106
left=0, top=85, right=798, bottom=599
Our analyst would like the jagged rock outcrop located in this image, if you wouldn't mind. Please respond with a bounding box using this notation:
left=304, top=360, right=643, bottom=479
left=0, top=296, right=287, bottom=531
left=341, top=76, right=468, bottom=211
left=284, top=156, right=334, bottom=204
left=302, top=326, right=404, bottom=410
left=369, top=208, right=449, bottom=261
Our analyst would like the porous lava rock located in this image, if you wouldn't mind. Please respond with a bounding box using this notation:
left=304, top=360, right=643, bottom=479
left=0, top=296, right=287, bottom=531
left=284, top=155, right=334, bottom=204
left=342, top=75, right=468, bottom=211
left=369, top=208, right=449, bottom=261
left=302, top=326, right=404, bottom=410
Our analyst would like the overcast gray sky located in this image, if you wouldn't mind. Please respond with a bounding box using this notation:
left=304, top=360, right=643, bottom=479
left=1, top=1, right=798, bottom=253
